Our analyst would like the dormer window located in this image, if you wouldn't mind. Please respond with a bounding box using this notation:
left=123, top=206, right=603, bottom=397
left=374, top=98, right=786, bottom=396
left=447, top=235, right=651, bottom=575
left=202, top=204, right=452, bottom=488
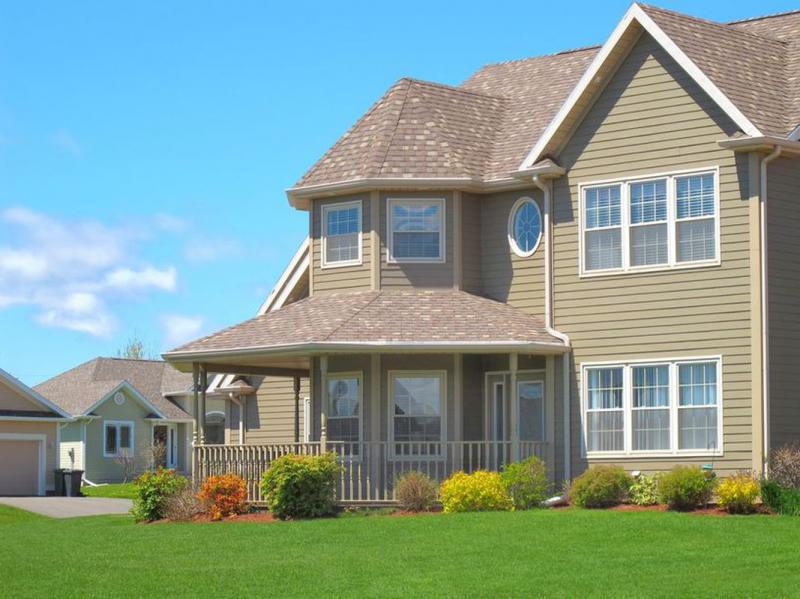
left=322, top=201, right=362, bottom=267
left=508, top=197, right=543, bottom=257
left=387, top=198, right=445, bottom=263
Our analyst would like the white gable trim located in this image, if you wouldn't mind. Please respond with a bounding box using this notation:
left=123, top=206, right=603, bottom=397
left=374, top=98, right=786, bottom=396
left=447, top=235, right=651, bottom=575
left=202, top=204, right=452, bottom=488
left=519, top=3, right=763, bottom=171
left=83, top=381, right=167, bottom=419
left=0, top=367, right=72, bottom=418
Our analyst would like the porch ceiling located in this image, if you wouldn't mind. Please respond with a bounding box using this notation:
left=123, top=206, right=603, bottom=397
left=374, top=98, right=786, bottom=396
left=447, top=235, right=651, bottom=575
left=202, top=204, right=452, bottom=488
left=163, top=289, right=568, bottom=372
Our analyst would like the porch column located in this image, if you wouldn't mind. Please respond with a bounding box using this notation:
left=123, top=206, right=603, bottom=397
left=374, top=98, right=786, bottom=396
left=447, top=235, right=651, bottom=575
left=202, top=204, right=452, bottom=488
left=509, top=353, right=519, bottom=461
left=199, top=364, right=207, bottom=444
left=320, top=355, right=328, bottom=451
left=293, top=376, right=301, bottom=443
left=192, top=363, right=200, bottom=444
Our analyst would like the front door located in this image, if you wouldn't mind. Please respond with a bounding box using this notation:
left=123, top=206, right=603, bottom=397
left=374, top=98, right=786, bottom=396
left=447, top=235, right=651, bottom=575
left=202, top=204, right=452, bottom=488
left=153, top=425, right=177, bottom=469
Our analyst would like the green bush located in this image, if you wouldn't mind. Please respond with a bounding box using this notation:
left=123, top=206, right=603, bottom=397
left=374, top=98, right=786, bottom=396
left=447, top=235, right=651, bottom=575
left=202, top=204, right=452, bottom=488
left=439, top=471, right=512, bottom=513
left=131, top=467, right=189, bottom=522
left=657, top=466, right=716, bottom=511
left=260, top=453, right=341, bottom=520
left=569, top=466, right=632, bottom=508
left=501, top=456, right=550, bottom=510
left=395, top=471, right=437, bottom=512
left=629, top=473, right=660, bottom=506
left=761, top=480, right=800, bottom=516
left=717, top=471, right=760, bottom=514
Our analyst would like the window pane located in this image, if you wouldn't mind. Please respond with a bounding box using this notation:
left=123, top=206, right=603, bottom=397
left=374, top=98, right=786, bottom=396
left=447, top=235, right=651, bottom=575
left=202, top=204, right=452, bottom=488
left=676, top=174, right=715, bottom=219
left=519, top=382, right=544, bottom=442
left=393, top=376, right=441, bottom=445
left=392, top=203, right=441, bottom=259
left=326, top=206, right=359, bottom=235
left=632, top=365, right=669, bottom=408
left=119, top=425, right=131, bottom=450
left=105, top=425, right=117, bottom=454
left=325, top=232, right=359, bottom=263
left=630, top=223, right=668, bottom=266
left=677, top=219, right=715, bottom=262
left=585, top=185, right=621, bottom=229
left=630, top=179, right=667, bottom=224
left=324, top=206, right=360, bottom=263
left=587, top=368, right=623, bottom=410
left=633, top=409, right=670, bottom=451
left=679, top=407, right=718, bottom=450
left=512, top=201, right=542, bottom=254
left=679, top=363, right=717, bottom=406
left=328, top=377, right=359, bottom=444
left=587, top=411, right=624, bottom=452
left=585, top=229, right=622, bottom=271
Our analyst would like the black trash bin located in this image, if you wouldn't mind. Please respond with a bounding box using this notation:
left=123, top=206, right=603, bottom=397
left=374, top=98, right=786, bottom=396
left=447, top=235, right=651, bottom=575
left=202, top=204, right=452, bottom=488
left=54, top=469, right=67, bottom=496
left=65, top=470, right=84, bottom=497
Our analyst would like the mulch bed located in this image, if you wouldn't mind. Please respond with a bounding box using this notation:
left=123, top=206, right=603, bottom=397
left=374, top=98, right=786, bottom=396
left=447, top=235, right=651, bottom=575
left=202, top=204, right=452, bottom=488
left=610, top=503, right=773, bottom=516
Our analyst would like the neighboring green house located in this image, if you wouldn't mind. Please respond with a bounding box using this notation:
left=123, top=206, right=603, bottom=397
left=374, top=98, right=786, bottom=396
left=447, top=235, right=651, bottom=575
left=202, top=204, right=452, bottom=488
left=35, top=358, right=196, bottom=483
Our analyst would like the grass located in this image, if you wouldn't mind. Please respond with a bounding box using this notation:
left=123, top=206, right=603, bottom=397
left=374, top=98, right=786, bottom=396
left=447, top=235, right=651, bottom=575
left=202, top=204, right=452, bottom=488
left=1, top=507, right=799, bottom=598
left=81, top=482, right=137, bottom=499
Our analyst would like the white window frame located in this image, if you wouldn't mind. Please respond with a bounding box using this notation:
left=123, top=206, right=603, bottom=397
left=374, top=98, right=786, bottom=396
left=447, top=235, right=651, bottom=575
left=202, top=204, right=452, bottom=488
left=321, top=200, right=363, bottom=268
left=386, top=198, right=446, bottom=264
left=508, top=196, right=543, bottom=258
left=326, top=371, right=363, bottom=448
left=103, top=420, right=135, bottom=458
left=388, top=370, right=447, bottom=460
left=578, top=166, right=720, bottom=277
left=580, top=356, right=722, bottom=458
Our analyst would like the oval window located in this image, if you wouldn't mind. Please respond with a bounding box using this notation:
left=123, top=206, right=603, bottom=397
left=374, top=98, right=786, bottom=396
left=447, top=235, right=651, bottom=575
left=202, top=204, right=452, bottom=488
left=508, top=197, right=542, bottom=257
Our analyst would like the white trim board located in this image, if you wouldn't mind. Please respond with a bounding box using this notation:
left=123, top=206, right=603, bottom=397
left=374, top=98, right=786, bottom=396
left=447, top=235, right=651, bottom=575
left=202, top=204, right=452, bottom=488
left=519, top=3, right=763, bottom=171
left=83, top=381, right=166, bottom=419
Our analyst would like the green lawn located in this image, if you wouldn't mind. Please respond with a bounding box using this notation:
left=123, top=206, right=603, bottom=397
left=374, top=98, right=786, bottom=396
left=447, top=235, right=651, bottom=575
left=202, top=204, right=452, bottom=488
left=81, top=482, right=137, bottom=499
left=1, top=506, right=798, bottom=598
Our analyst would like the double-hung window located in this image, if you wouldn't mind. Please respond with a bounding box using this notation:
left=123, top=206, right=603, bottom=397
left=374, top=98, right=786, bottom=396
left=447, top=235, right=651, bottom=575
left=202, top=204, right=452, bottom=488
left=104, top=421, right=134, bottom=457
left=387, top=198, right=445, bottom=262
left=326, top=373, right=361, bottom=454
left=390, top=371, right=445, bottom=457
left=581, top=169, right=719, bottom=274
left=583, top=358, right=721, bottom=456
left=321, top=201, right=362, bottom=267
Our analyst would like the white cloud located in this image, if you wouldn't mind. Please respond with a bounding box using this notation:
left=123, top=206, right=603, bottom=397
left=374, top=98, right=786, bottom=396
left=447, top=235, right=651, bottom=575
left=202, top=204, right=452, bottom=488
left=104, top=266, right=177, bottom=292
left=0, top=207, right=178, bottom=337
left=50, top=129, right=82, bottom=156
left=154, top=213, right=188, bottom=233
left=161, top=314, right=204, bottom=348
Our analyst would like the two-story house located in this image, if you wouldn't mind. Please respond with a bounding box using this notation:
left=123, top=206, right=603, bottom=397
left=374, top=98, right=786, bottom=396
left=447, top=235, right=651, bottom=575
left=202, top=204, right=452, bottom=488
left=164, top=3, right=800, bottom=503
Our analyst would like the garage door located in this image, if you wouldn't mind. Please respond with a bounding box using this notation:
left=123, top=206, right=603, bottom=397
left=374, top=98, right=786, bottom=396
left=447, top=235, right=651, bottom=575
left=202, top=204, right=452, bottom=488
left=0, top=440, right=40, bottom=496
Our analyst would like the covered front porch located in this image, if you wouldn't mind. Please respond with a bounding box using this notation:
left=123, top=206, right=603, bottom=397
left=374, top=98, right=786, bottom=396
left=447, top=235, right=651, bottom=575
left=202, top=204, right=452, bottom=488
left=163, top=289, right=571, bottom=504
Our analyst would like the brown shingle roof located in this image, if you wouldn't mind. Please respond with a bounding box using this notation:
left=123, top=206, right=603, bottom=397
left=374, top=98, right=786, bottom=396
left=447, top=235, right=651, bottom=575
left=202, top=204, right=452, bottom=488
left=34, top=358, right=192, bottom=419
left=166, top=289, right=566, bottom=357
left=292, top=4, right=800, bottom=192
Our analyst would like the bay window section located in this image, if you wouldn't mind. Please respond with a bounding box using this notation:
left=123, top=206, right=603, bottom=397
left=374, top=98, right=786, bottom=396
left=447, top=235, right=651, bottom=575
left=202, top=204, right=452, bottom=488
left=387, top=199, right=445, bottom=262
left=327, top=374, right=361, bottom=448
left=391, top=372, right=444, bottom=457
left=322, top=201, right=362, bottom=267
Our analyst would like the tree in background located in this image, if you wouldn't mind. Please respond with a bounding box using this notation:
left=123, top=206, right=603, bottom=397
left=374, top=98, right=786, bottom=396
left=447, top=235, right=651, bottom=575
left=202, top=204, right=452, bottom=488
left=117, top=334, right=155, bottom=360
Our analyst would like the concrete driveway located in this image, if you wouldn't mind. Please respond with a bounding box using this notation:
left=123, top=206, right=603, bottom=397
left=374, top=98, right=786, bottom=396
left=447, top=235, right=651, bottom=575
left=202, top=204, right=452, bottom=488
left=0, top=497, right=132, bottom=518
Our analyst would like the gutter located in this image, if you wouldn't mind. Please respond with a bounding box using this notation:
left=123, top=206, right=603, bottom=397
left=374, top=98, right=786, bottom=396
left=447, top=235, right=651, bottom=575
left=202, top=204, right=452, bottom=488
left=718, top=136, right=800, bottom=156
left=533, top=174, right=573, bottom=481
left=760, top=146, right=782, bottom=471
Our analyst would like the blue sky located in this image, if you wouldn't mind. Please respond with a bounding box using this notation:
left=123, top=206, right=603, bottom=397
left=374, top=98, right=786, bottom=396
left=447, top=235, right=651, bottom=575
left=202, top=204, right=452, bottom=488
left=0, top=0, right=795, bottom=384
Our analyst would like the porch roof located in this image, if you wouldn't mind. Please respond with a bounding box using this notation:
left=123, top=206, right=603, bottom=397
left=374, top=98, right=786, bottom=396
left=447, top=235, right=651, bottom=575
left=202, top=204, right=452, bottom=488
left=163, top=289, right=568, bottom=371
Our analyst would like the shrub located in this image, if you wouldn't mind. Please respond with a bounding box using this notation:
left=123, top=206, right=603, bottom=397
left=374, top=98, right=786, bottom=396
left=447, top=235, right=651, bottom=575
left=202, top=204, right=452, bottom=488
left=131, top=467, right=188, bottom=522
left=569, top=466, right=633, bottom=508
left=657, top=466, right=716, bottom=511
left=769, top=444, right=800, bottom=490
left=163, top=487, right=203, bottom=522
left=717, top=471, right=760, bottom=514
left=501, top=456, right=550, bottom=510
left=629, top=473, right=660, bottom=506
left=761, top=480, right=800, bottom=516
left=395, top=471, right=437, bottom=512
left=260, top=453, right=341, bottom=520
left=439, top=471, right=512, bottom=513
left=198, top=474, right=248, bottom=520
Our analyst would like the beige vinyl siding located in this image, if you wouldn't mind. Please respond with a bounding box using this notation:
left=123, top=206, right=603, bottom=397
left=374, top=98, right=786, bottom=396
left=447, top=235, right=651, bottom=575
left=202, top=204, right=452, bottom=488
left=552, top=33, right=753, bottom=476
left=767, top=156, right=800, bottom=450
left=0, top=420, right=60, bottom=491
left=0, top=379, right=45, bottom=411
left=481, top=189, right=545, bottom=315
left=461, top=193, right=482, bottom=294
left=380, top=192, right=454, bottom=288
left=231, top=376, right=309, bottom=444
left=59, top=422, right=83, bottom=469
left=311, top=194, right=372, bottom=295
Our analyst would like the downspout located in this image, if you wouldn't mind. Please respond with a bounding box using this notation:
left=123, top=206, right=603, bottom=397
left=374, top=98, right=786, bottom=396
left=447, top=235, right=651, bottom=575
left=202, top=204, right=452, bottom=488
left=760, top=146, right=782, bottom=471
left=533, top=174, right=572, bottom=481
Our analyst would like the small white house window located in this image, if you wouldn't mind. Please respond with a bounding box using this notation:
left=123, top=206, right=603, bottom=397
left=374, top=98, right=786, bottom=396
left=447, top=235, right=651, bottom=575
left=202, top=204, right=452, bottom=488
left=387, top=199, right=445, bottom=262
left=508, top=197, right=543, bottom=257
left=391, top=372, right=445, bottom=457
left=104, top=421, right=134, bottom=457
left=327, top=374, right=361, bottom=444
left=584, top=184, right=623, bottom=271
left=322, top=201, right=362, bottom=267
left=676, top=173, right=716, bottom=262
left=585, top=366, right=624, bottom=452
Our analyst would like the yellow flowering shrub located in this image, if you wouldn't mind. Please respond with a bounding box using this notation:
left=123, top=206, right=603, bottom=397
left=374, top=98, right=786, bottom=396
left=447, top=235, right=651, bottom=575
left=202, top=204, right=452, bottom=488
left=717, top=471, right=760, bottom=514
left=439, top=471, right=512, bottom=513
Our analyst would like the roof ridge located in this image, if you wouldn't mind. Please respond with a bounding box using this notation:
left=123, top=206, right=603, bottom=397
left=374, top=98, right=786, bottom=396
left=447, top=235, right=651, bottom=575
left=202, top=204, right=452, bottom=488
left=373, top=79, right=413, bottom=178
left=473, top=44, right=601, bottom=71
left=401, top=77, right=506, bottom=100
left=320, top=290, right=382, bottom=342
left=727, top=8, right=800, bottom=25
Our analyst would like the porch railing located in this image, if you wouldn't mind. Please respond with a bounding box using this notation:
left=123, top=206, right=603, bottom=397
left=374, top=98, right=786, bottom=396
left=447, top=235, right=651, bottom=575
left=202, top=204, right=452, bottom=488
left=194, top=440, right=548, bottom=504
